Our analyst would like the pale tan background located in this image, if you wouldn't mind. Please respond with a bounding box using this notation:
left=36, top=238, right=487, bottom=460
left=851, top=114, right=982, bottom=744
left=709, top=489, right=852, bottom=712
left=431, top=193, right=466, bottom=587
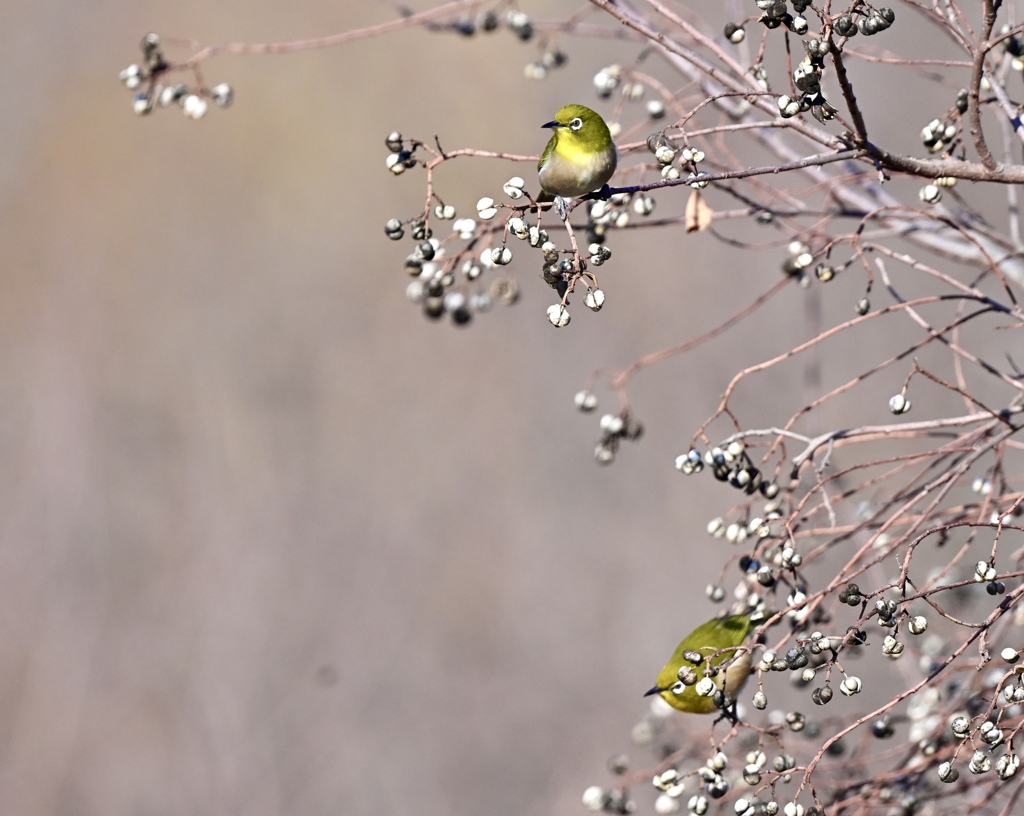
left=0, top=2, right=976, bottom=815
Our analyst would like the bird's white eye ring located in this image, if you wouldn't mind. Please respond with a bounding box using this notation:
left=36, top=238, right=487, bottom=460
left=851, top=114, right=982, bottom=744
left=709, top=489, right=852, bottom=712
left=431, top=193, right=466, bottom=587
left=570, top=117, right=583, bottom=131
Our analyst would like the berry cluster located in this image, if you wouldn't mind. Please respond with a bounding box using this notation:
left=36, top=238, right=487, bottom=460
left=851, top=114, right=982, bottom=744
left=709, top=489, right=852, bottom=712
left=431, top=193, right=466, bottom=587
left=777, top=40, right=838, bottom=123
left=425, top=7, right=569, bottom=81
left=645, top=134, right=709, bottom=187
left=722, top=4, right=895, bottom=125
left=773, top=240, right=872, bottom=315
left=118, top=33, right=233, bottom=119
left=383, top=122, right=654, bottom=328
left=677, top=441, right=780, bottom=500
left=743, top=0, right=894, bottom=37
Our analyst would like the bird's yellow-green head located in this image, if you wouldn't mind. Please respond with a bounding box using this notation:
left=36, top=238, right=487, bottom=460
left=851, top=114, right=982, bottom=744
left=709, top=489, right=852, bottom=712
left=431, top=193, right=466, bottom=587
left=537, top=104, right=618, bottom=199
left=645, top=613, right=757, bottom=715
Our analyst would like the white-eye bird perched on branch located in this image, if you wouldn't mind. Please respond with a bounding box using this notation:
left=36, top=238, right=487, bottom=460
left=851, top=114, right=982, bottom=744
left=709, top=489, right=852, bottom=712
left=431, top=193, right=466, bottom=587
left=537, top=104, right=617, bottom=218
left=645, top=613, right=758, bottom=715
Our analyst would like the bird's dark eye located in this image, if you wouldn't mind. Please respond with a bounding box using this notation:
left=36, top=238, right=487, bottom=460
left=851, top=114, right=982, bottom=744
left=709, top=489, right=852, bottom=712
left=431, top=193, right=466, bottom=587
left=570, top=117, right=583, bottom=131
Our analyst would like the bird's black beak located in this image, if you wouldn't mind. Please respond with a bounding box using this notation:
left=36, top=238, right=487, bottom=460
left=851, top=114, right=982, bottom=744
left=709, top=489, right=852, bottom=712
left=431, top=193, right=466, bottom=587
left=643, top=686, right=663, bottom=697
left=541, top=120, right=561, bottom=129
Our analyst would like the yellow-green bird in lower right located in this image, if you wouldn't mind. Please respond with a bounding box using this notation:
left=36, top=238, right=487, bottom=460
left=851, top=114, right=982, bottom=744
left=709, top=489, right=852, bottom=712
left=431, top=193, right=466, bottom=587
left=645, top=613, right=757, bottom=714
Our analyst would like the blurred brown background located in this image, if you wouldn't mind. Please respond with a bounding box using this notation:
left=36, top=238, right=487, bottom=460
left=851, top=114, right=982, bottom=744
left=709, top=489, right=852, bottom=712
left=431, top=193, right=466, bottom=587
left=0, top=2, right=967, bottom=815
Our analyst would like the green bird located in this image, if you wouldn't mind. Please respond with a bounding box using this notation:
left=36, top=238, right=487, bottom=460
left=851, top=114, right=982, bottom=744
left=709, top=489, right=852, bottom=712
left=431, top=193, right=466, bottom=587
left=537, top=104, right=617, bottom=217
left=645, top=613, right=757, bottom=715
